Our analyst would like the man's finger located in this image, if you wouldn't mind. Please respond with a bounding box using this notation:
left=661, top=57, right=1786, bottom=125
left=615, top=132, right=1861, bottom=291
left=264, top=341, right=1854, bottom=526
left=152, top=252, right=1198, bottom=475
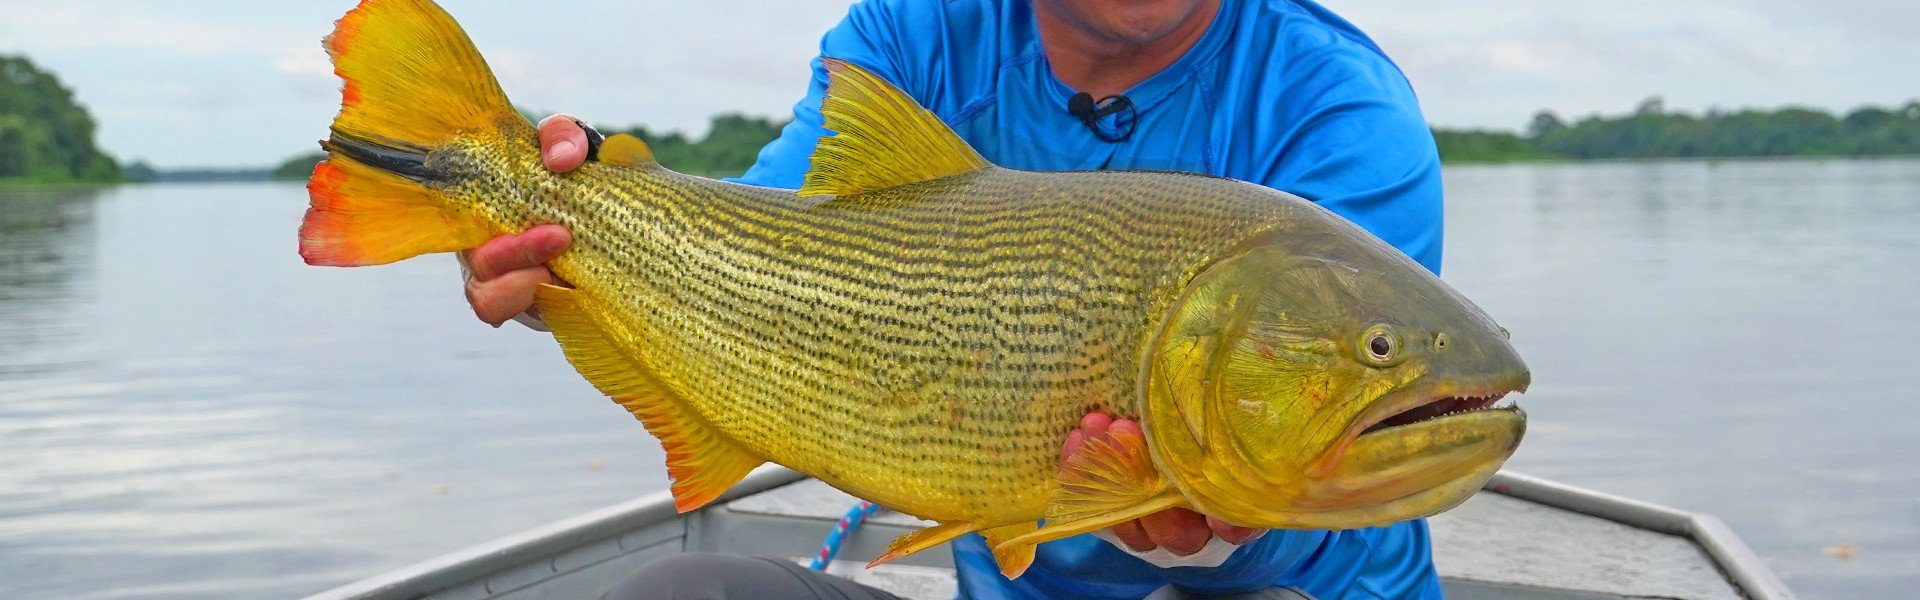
left=1138, top=507, right=1210, bottom=556
left=1110, top=520, right=1157, bottom=553
left=1060, top=430, right=1086, bottom=467
left=1061, top=412, right=1114, bottom=465
left=467, top=267, right=555, bottom=326
left=538, top=114, right=590, bottom=173
left=1079, top=412, right=1113, bottom=436
left=465, top=226, right=571, bottom=281
left=1206, top=516, right=1265, bottom=545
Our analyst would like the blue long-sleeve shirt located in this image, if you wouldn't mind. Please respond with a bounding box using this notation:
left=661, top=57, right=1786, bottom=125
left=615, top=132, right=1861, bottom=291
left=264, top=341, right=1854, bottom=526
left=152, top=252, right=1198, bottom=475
left=729, top=0, right=1446, bottom=597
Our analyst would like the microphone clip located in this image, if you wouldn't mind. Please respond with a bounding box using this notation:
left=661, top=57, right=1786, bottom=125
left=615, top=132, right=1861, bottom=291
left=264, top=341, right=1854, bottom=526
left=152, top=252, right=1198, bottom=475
left=1067, top=92, right=1136, bottom=143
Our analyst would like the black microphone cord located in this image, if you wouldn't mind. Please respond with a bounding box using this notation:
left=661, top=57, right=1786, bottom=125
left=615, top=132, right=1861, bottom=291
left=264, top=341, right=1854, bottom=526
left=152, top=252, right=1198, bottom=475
left=1067, top=92, right=1136, bottom=143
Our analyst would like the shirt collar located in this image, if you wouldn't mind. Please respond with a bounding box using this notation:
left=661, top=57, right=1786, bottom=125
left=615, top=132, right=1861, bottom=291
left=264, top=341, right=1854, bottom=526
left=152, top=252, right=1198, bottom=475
left=1028, top=0, right=1239, bottom=112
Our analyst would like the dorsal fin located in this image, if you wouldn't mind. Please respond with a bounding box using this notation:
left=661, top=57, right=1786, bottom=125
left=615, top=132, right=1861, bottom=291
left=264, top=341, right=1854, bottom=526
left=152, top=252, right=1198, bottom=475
left=797, top=58, right=991, bottom=197
left=597, top=133, right=657, bottom=168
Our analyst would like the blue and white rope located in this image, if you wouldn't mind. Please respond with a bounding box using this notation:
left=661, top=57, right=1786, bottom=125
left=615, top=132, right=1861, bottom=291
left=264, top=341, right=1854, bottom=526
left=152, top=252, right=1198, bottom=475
left=809, top=501, right=880, bottom=570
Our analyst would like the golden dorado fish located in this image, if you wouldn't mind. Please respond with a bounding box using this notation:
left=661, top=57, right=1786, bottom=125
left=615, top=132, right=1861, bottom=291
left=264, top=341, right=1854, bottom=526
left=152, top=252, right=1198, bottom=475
left=301, top=0, right=1530, bottom=578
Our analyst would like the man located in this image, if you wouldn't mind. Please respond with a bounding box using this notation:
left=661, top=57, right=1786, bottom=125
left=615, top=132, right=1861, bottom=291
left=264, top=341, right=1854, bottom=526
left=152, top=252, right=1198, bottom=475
left=463, top=0, right=1445, bottom=597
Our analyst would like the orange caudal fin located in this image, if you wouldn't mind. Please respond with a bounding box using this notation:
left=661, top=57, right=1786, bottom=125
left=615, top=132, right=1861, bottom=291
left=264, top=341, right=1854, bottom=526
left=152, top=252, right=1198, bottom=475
left=324, top=0, right=517, bottom=148
left=301, top=0, right=523, bottom=267
left=299, top=156, right=491, bottom=266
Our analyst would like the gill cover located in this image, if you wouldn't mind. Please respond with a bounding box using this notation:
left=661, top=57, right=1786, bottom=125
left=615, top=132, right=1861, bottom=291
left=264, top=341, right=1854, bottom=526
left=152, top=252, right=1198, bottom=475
left=1141, top=243, right=1316, bottom=524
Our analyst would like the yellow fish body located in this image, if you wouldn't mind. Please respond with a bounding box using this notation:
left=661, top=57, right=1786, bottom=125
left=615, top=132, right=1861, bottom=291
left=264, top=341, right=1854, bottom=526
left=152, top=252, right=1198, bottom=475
left=303, top=0, right=1530, bottom=577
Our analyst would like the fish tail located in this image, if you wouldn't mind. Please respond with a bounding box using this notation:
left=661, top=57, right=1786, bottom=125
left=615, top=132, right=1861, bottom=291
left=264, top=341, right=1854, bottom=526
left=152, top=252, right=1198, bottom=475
left=299, top=0, right=519, bottom=267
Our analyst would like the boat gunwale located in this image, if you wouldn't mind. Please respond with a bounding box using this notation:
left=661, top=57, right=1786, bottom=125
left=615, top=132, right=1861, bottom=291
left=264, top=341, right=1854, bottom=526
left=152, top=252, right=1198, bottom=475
left=303, top=469, right=1794, bottom=600
left=1482, top=471, right=1795, bottom=600
left=303, top=466, right=806, bottom=600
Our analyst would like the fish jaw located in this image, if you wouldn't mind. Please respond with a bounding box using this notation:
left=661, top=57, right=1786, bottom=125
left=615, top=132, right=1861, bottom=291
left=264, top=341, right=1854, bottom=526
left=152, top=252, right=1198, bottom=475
left=1285, top=380, right=1528, bottom=522
left=1308, top=374, right=1529, bottom=479
left=1143, top=379, right=1527, bottom=531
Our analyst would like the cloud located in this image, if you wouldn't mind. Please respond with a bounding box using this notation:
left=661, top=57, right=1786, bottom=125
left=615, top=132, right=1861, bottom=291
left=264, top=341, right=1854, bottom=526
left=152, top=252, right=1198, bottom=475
left=0, top=2, right=302, bottom=57
left=1324, top=0, right=1920, bottom=129
left=1, top=0, right=1912, bottom=166
left=272, top=48, right=332, bottom=77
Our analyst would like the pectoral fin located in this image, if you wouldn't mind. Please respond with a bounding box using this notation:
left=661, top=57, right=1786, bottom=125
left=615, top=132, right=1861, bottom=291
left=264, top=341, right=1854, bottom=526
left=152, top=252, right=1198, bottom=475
left=1050, top=426, right=1174, bottom=520
left=992, top=427, right=1188, bottom=562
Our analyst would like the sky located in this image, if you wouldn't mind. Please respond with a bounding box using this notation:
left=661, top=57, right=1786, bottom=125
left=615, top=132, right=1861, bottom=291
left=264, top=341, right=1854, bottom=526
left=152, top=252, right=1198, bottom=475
left=0, top=0, right=1914, bottom=169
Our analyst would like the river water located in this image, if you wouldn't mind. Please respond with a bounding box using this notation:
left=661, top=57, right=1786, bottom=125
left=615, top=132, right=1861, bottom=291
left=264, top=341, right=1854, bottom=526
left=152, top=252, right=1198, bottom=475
left=1, top=158, right=1915, bottom=598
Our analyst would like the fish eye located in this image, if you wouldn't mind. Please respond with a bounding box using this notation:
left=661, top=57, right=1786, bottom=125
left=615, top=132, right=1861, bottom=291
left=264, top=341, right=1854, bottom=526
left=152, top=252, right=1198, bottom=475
left=1361, top=327, right=1396, bottom=364
left=1433, top=332, right=1450, bottom=351
left=1498, top=327, right=1511, bottom=340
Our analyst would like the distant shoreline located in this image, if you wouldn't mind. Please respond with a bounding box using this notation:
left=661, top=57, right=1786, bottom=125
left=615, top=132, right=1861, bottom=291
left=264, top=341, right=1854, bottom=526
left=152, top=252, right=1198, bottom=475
left=1439, top=152, right=1920, bottom=166
left=13, top=153, right=1917, bottom=191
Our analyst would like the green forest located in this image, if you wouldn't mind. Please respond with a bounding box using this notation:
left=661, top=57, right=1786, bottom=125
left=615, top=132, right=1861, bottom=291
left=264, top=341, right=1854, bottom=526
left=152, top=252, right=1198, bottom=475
left=0, top=55, right=118, bottom=184
left=1433, top=96, right=1920, bottom=163
left=287, top=96, right=1920, bottom=177
left=561, top=96, right=1920, bottom=173
left=603, top=114, right=786, bottom=177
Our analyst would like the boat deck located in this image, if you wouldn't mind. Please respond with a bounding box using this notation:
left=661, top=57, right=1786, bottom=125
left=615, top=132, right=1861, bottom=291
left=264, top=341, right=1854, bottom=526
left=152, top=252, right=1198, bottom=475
left=307, top=469, right=1793, bottom=600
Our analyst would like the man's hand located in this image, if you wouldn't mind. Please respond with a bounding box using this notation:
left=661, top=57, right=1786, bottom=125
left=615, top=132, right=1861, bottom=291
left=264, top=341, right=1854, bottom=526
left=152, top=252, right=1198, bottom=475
left=1060, top=413, right=1265, bottom=556
left=460, top=114, right=589, bottom=328
left=462, top=225, right=571, bottom=327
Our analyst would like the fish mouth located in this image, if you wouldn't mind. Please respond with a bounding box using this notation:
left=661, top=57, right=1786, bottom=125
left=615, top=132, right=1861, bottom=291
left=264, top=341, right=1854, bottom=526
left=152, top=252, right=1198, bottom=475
left=1309, top=377, right=1529, bottom=476
left=1359, top=392, right=1516, bottom=436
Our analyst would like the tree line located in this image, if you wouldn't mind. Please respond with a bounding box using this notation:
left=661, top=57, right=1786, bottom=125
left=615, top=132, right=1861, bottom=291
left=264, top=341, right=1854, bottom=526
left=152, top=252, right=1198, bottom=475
left=8, top=51, right=1920, bottom=185
left=0, top=55, right=118, bottom=184
left=1434, top=96, right=1920, bottom=163
left=265, top=98, right=1920, bottom=180
left=490, top=97, right=1920, bottom=172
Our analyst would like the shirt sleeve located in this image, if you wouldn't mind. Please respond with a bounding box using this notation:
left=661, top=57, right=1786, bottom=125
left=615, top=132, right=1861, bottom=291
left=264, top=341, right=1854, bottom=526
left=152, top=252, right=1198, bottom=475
left=728, top=1, right=918, bottom=189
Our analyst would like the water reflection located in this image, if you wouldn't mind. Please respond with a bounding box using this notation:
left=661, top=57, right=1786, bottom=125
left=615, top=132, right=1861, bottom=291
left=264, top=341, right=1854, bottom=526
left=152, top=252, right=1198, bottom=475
left=1443, top=158, right=1920, bottom=598
left=0, top=184, right=666, bottom=599
left=0, top=189, right=99, bottom=381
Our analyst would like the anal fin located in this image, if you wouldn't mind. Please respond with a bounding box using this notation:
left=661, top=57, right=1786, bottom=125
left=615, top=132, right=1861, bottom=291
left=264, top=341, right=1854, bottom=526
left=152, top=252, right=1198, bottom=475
left=534, top=284, right=763, bottom=512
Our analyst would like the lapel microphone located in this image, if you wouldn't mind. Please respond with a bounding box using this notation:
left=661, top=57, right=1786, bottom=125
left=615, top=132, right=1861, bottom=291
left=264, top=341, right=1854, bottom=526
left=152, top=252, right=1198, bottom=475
left=1067, top=92, right=1136, bottom=143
